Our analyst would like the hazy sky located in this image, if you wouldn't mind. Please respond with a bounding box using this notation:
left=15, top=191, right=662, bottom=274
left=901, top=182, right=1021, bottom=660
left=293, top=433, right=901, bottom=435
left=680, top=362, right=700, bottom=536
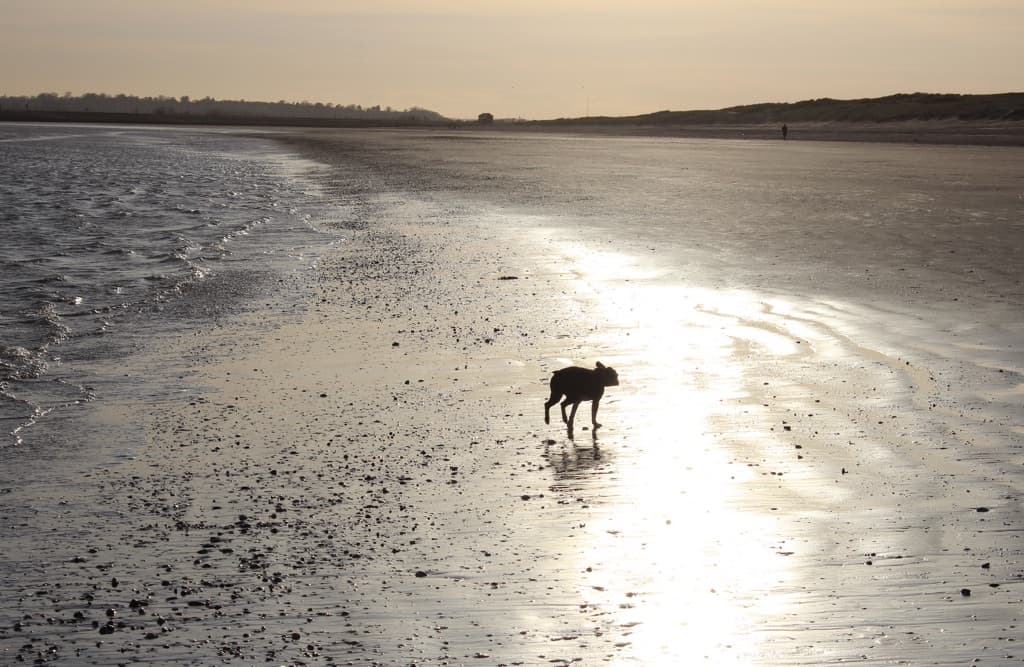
left=2, top=0, right=1021, bottom=119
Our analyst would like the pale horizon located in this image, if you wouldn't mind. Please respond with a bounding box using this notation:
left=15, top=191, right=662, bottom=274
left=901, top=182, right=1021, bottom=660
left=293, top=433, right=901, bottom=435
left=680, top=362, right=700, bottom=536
left=3, top=0, right=1022, bottom=120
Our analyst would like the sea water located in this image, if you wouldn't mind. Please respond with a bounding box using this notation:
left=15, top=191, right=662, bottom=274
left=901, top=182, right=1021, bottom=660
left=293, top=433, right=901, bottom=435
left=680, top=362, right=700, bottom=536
left=0, top=123, right=338, bottom=449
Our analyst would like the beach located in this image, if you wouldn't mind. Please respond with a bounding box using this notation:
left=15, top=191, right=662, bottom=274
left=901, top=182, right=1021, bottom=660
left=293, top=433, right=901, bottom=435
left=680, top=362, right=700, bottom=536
left=2, top=127, right=1023, bottom=665
left=510, top=119, right=1024, bottom=147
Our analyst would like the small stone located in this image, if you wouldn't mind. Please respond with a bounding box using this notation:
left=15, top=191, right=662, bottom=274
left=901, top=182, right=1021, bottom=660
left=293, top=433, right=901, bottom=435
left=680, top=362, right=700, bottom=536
left=960, top=588, right=971, bottom=596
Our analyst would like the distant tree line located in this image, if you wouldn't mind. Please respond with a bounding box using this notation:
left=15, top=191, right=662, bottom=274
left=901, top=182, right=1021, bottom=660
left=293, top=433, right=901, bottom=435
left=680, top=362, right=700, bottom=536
left=0, top=92, right=448, bottom=123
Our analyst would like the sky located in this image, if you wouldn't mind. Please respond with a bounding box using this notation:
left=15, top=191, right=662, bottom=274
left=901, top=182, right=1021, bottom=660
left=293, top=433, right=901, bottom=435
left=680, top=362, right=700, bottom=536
left=2, top=0, right=1022, bottom=120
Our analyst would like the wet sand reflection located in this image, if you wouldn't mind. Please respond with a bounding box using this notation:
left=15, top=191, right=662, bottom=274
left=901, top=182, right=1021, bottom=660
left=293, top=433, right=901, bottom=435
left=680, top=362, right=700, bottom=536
left=544, top=243, right=796, bottom=663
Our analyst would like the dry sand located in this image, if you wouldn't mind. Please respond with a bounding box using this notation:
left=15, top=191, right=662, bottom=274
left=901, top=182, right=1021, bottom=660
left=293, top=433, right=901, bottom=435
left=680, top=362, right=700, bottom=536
left=2, top=129, right=1023, bottom=666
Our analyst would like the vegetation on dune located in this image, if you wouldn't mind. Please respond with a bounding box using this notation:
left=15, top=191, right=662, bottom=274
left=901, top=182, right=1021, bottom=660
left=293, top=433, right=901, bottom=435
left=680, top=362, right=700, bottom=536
left=544, top=93, right=1024, bottom=125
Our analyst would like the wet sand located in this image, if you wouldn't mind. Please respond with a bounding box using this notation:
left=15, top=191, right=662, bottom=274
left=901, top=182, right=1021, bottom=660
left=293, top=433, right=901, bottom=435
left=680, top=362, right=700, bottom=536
left=505, top=119, right=1024, bottom=147
left=2, top=130, right=1023, bottom=665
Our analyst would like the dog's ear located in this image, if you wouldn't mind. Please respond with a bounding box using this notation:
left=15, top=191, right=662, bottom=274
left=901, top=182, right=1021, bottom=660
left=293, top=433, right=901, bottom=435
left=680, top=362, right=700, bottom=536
left=595, top=361, right=605, bottom=369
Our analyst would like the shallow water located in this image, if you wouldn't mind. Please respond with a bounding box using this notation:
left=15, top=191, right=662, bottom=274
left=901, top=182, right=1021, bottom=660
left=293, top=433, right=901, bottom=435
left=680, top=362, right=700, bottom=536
left=0, top=123, right=338, bottom=447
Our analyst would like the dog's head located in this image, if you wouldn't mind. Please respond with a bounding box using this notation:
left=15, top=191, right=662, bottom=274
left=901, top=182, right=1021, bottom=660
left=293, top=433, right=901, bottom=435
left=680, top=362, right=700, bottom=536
left=595, top=361, right=619, bottom=387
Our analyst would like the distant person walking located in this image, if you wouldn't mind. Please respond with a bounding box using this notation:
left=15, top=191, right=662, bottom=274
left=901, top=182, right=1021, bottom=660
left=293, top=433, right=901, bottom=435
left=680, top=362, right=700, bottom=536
left=781, top=123, right=789, bottom=140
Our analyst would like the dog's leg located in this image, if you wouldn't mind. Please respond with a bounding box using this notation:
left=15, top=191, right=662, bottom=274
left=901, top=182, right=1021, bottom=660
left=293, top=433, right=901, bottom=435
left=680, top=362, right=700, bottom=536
left=560, top=398, right=571, bottom=425
left=544, top=393, right=561, bottom=425
left=591, top=398, right=602, bottom=430
left=566, top=401, right=580, bottom=438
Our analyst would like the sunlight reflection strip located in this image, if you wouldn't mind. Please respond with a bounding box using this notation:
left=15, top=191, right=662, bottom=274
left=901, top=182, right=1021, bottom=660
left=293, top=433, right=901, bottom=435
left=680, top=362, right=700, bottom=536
left=554, top=241, right=795, bottom=664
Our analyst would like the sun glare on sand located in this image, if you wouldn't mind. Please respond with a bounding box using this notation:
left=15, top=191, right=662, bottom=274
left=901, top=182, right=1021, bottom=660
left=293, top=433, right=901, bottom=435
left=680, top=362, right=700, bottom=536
left=554, top=243, right=792, bottom=662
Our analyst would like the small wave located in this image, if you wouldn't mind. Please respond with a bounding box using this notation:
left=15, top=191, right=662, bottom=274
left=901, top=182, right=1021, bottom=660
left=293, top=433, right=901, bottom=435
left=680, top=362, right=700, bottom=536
left=5, top=304, right=74, bottom=352
left=34, top=302, right=72, bottom=345
left=160, top=252, right=190, bottom=264
left=0, top=389, right=40, bottom=447
left=2, top=378, right=98, bottom=447
left=0, top=133, right=95, bottom=144
left=0, top=345, right=48, bottom=381
left=101, top=246, right=136, bottom=256
left=32, top=274, right=70, bottom=284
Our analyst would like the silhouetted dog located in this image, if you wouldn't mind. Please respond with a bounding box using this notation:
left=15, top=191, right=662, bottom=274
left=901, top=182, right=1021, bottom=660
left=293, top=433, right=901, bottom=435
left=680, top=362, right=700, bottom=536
left=544, top=362, right=619, bottom=436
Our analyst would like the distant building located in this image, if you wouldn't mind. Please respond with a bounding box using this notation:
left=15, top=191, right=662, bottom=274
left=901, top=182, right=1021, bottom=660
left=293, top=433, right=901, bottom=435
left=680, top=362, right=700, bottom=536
left=477, top=112, right=494, bottom=124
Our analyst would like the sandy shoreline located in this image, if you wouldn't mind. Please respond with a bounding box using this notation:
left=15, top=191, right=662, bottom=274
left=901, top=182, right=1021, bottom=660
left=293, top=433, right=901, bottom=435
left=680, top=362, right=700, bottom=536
left=467, top=119, right=1024, bottom=147
left=4, top=115, right=1023, bottom=147
left=0, top=194, right=639, bottom=664
left=2, top=129, right=1023, bottom=665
